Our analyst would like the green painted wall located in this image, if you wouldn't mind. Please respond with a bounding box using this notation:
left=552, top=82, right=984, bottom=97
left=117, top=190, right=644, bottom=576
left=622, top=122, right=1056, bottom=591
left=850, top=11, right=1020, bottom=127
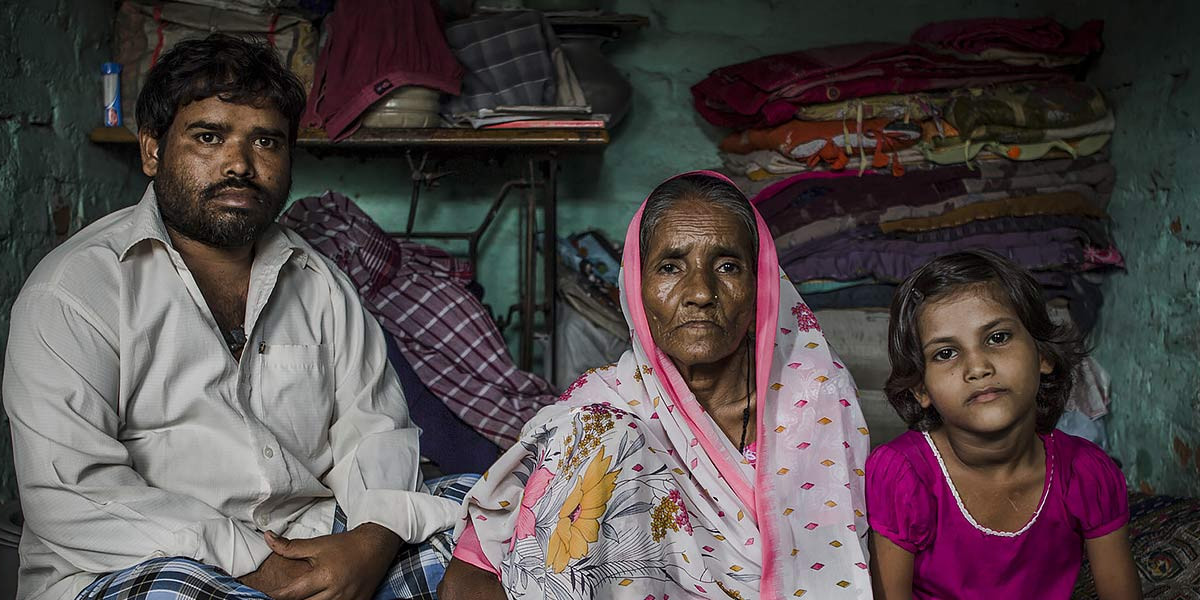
left=1080, top=2, right=1200, bottom=497
left=2, top=0, right=1199, bottom=501
left=0, top=1, right=147, bottom=502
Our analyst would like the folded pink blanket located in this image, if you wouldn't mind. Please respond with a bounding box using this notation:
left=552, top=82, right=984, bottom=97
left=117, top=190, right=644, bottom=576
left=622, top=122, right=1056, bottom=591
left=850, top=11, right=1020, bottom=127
left=692, top=42, right=1066, bottom=129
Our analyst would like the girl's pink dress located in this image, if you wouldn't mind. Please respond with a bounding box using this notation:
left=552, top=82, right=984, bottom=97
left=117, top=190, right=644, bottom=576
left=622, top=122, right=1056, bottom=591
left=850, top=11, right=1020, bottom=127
left=866, top=430, right=1128, bottom=599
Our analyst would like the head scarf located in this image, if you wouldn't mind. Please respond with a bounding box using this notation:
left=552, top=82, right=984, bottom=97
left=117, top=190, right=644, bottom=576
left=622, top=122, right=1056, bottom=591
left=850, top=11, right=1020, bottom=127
left=455, top=171, right=871, bottom=599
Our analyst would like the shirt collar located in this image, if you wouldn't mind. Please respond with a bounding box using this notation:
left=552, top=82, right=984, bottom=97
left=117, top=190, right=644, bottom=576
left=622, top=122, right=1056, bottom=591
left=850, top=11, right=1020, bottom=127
left=119, top=182, right=311, bottom=270
left=117, top=183, right=173, bottom=261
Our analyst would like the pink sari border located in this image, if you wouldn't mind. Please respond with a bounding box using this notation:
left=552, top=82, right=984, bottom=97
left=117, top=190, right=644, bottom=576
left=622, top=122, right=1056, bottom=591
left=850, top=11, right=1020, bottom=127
left=620, top=170, right=783, bottom=593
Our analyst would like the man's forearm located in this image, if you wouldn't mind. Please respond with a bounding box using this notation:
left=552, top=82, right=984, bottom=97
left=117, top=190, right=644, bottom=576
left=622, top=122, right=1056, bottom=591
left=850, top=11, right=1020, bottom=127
left=352, top=522, right=402, bottom=559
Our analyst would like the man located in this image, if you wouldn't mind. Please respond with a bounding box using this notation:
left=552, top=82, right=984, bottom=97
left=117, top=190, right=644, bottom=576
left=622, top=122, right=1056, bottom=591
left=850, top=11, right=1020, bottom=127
left=3, top=34, right=474, bottom=600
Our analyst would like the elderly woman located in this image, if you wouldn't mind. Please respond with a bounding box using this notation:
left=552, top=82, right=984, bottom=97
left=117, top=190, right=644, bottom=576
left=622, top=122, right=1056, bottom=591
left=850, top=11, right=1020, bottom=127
left=439, top=171, right=871, bottom=599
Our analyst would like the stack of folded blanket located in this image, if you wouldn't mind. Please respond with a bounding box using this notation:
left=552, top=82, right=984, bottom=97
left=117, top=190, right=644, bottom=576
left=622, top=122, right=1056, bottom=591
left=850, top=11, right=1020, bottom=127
left=698, top=17, right=1110, bottom=181
left=695, top=18, right=1120, bottom=446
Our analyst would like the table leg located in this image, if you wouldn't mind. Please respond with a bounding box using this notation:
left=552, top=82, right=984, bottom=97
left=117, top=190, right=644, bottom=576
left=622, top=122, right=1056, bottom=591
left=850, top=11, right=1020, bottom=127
left=543, top=155, right=558, bottom=382
left=519, top=159, right=538, bottom=371
left=405, top=177, right=422, bottom=236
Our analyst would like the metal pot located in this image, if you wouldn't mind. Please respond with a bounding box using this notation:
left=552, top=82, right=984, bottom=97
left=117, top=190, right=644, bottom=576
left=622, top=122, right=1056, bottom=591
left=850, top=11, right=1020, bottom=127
left=560, top=36, right=631, bottom=127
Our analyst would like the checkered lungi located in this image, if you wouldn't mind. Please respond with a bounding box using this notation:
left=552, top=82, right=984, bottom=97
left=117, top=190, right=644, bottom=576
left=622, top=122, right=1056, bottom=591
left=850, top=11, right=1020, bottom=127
left=77, top=474, right=479, bottom=600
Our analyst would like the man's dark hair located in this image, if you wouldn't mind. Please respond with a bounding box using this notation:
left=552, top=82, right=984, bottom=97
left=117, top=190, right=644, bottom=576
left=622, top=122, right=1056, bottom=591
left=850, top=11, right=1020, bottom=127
left=136, top=33, right=307, bottom=144
left=884, top=249, right=1087, bottom=433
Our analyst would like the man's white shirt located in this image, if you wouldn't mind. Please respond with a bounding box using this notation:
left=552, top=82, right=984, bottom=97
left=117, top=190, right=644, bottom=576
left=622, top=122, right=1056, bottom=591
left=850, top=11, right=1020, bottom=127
left=3, top=185, right=458, bottom=600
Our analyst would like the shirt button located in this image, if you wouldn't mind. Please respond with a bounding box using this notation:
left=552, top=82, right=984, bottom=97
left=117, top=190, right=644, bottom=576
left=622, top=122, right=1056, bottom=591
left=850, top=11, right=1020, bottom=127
left=263, top=447, right=274, bottom=459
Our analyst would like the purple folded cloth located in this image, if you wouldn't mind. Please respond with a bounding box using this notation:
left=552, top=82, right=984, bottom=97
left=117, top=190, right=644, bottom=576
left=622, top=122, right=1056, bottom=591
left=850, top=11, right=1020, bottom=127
left=782, top=215, right=1111, bottom=264
left=781, top=228, right=1088, bottom=283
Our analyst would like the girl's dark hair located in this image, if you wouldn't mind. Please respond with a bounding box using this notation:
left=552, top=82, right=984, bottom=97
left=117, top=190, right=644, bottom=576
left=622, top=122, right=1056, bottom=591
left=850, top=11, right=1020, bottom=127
left=640, top=174, right=758, bottom=267
left=884, top=249, right=1087, bottom=433
left=136, top=33, right=307, bottom=144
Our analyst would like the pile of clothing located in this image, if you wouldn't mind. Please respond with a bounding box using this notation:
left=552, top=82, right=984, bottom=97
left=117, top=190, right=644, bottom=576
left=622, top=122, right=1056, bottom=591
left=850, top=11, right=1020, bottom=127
left=698, top=17, right=1109, bottom=182
left=437, top=9, right=631, bottom=129
left=308, top=4, right=599, bottom=135
left=117, top=0, right=623, bottom=141
left=280, top=191, right=560, bottom=468
left=552, top=231, right=629, bottom=389
left=694, top=18, right=1119, bottom=446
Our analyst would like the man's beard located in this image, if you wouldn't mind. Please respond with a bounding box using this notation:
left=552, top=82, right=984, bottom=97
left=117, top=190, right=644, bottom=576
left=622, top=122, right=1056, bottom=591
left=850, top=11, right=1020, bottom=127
left=154, top=168, right=289, bottom=249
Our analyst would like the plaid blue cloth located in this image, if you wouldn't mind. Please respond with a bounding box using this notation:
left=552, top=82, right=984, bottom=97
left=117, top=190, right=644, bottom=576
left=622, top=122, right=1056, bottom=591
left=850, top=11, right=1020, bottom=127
left=78, top=474, right=480, bottom=600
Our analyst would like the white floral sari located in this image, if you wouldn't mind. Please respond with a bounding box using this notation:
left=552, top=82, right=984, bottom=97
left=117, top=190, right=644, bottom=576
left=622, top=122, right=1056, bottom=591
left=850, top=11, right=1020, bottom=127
left=453, top=171, right=872, bottom=600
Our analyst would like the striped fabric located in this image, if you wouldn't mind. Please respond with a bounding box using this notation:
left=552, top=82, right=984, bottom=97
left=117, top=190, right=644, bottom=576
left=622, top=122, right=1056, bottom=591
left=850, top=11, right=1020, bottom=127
left=280, top=191, right=557, bottom=447
left=77, top=475, right=479, bottom=600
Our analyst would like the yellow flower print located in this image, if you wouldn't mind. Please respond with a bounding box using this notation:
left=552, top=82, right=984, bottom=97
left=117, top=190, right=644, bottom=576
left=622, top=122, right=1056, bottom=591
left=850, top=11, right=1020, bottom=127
left=546, top=446, right=620, bottom=572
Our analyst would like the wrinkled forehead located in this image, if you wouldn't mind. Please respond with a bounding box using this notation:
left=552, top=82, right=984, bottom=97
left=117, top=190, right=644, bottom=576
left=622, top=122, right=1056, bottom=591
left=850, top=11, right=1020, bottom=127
left=646, top=192, right=755, bottom=243
left=649, top=197, right=754, bottom=249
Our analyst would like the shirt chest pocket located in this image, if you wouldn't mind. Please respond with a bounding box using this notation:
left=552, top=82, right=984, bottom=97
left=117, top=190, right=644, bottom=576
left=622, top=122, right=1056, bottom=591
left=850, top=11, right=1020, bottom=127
left=255, top=343, right=334, bottom=459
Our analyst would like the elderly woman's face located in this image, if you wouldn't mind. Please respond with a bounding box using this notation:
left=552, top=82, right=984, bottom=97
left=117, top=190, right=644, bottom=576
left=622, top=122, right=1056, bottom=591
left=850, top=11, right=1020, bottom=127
left=641, top=196, right=756, bottom=368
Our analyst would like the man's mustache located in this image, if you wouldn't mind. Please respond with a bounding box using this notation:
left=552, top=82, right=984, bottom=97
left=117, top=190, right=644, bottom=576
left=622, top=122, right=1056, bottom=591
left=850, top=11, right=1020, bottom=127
left=201, top=179, right=266, bottom=202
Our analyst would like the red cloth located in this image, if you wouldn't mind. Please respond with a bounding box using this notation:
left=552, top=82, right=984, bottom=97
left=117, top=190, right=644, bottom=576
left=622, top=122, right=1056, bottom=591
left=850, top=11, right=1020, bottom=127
left=691, top=42, right=1067, bottom=130
left=911, top=18, right=1103, bottom=58
left=303, top=0, right=463, bottom=141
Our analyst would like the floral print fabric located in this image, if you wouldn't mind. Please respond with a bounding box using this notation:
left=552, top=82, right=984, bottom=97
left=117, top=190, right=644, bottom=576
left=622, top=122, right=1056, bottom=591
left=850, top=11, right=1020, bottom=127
left=453, top=171, right=872, bottom=600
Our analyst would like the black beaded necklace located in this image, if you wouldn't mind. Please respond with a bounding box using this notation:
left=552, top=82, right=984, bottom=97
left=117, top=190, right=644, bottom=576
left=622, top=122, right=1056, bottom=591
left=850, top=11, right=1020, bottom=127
left=738, top=341, right=753, bottom=453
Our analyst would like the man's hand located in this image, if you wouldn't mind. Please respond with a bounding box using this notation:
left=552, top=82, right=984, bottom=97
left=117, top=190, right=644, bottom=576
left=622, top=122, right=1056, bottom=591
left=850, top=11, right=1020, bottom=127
left=251, top=524, right=402, bottom=600
left=239, top=552, right=313, bottom=594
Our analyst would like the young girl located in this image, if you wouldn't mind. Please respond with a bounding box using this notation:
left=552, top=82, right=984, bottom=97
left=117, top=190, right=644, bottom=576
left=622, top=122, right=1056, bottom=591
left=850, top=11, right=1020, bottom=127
left=866, top=250, right=1141, bottom=600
